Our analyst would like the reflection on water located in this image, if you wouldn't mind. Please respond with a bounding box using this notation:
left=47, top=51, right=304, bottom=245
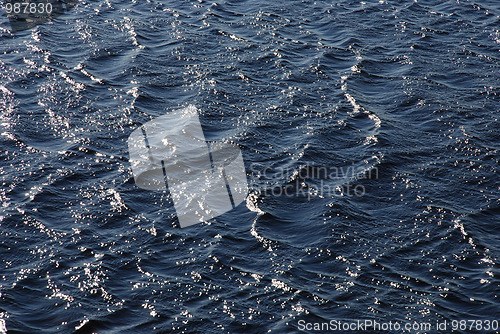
left=0, top=0, right=499, bottom=332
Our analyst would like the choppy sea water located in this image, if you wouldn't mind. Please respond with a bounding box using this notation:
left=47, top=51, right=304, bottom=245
left=0, top=0, right=499, bottom=333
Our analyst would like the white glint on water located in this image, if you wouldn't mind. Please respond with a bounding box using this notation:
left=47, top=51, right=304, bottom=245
left=0, top=319, right=6, bottom=334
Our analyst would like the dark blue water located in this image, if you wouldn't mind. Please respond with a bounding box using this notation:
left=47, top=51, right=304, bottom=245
left=0, top=0, right=499, bottom=333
